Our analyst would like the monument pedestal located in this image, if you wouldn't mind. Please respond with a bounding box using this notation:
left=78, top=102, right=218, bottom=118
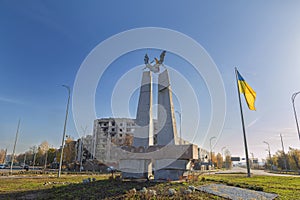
left=120, top=159, right=152, bottom=179
left=154, top=159, right=192, bottom=180
left=118, top=144, right=198, bottom=180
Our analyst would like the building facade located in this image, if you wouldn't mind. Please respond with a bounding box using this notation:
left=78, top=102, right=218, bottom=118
left=92, top=118, right=135, bottom=162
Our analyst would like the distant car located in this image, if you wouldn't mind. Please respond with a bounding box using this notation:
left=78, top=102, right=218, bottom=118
left=0, top=164, right=6, bottom=169
left=107, top=166, right=115, bottom=173
left=23, top=165, right=29, bottom=171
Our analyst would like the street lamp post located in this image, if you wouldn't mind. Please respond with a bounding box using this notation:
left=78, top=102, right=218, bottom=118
left=44, top=149, right=48, bottom=170
left=221, top=146, right=226, bottom=169
left=175, top=111, right=182, bottom=145
left=250, top=152, right=254, bottom=169
left=280, top=134, right=288, bottom=171
left=221, top=146, right=226, bottom=161
left=10, top=120, right=20, bottom=175
left=263, top=141, right=272, bottom=170
left=80, top=138, right=84, bottom=172
left=210, top=136, right=216, bottom=168
left=32, top=149, right=37, bottom=171
left=292, top=91, right=300, bottom=140
left=58, top=85, right=71, bottom=178
left=80, top=126, right=88, bottom=172
left=23, top=152, right=27, bottom=166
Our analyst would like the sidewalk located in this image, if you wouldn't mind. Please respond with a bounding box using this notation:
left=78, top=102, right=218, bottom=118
left=197, top=184, right=278, bottom=200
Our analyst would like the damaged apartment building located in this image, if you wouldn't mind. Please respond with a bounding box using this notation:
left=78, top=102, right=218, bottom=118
left=92, top=118, right=136, bottom=162
left=92, top=118, right=160, bottom=163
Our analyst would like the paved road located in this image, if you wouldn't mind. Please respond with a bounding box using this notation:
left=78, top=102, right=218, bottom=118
left=0, top=167, right=43, bottom=171
left=215, top=166, right=299, bottom=177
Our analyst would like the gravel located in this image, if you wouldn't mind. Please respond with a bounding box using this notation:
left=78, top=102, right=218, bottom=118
left=197, top=184, right=278, bottom=200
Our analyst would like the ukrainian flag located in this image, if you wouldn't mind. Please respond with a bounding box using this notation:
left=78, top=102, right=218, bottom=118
left=237, top=70, right=256, bottom=110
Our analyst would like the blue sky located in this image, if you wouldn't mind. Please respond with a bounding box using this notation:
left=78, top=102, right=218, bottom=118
left=1, top=1, right=300, bottom=159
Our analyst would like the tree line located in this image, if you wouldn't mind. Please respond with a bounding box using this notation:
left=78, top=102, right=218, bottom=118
left=266, top=147, right=300, bottom=172
left=206, top=147, right=300, bottom=172
left=0, top=139, right=78, bottom=169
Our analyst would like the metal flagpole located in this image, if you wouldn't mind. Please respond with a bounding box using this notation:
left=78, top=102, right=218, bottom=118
left=235, top=68, right=251, bottom=177
left=10, top=119, right=20, bottom=175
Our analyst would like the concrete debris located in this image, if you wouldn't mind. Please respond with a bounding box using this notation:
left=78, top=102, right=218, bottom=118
left=140, top=187, right=148, bottom=194
left=43, top=182, right=69, bottom=186
left=188, top=185, right=196, bottom=192
left=129, top=188, right=137, bottom=194
left=82, top=177, right=97, bottom=184
left=148, top=189, right=156, bottom=196
left=168, top=188, right=177, bottom=196
left=183, top=189, right=192, bottom=195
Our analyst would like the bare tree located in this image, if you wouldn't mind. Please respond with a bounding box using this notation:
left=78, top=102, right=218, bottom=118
left=273, top=150, right=290, bottom=171
left=0, top=149, right=6, bottom=163
left=39, top=141, right=50, bottom=154
left=216, top=153, right=223, bottom=169
left=288, top=147, right=300, bottom=172
left=224, top=149, right=232, bottom=169
left=63, top=138, right=76, bottom=165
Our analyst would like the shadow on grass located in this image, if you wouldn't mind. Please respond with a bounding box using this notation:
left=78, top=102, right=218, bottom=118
left=0, top=179, right=158, bottom=200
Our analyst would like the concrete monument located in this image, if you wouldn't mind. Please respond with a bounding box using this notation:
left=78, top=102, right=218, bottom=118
left=133, top=71, right=153, bottom=147
left=120, top=51, right=198, bottom=180
left=121, top=70, right=153, bottom=179
left=157, top=69, right=178, bottom=145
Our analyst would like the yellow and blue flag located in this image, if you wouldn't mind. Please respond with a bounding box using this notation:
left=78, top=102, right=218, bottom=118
left=237, top=70, right=256, bottom=110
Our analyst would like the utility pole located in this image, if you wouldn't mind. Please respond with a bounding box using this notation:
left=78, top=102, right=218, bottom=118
left=23, top=152, right=27, bottom=165
left=250, top=152, right=254, bottom=169
left=80, top=138, right=84, bottom=172
left=4, top=148, right=7, bottom=164
left=32, top=146, right=37, bottom=171
left=44, top=149, right=48, bottom=170
left=80, top=126, right=88, bottom=172
left=92, top=131, right=96, bottom=160
left=221, top=146, right=226, bottom=169
left=263, top=141, right=272, bottom=170
left=280, top=134, right=288, bottom=171
left=10, top=120, right=20, bottom=175
left=221, top=146, right=226, bottom=161
left=58, top=85, right=71, bottom=178
left=210, top=136, right=216, bottom=169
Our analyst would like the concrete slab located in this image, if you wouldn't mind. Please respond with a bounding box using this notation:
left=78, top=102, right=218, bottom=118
left=119, top=159, right=152, bottom=179
left=113, top=144, right=198, bottom=160
left=155, top=159, right=190, bottom=170
left=197, top=184, right=278, bottom=200
left=154, top=169, right=184, bottom=181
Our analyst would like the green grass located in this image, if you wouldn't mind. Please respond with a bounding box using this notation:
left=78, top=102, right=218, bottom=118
left=0, top=173, right=299, bottom=199
left=203, top=174, right=300, bottom=199
left=0, top=174, right=221, bottom=199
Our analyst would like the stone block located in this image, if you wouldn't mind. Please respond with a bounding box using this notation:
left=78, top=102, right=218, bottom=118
left=119, top=159, right=152, bottom=179
left=154, top=169, right=184, bottom=180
